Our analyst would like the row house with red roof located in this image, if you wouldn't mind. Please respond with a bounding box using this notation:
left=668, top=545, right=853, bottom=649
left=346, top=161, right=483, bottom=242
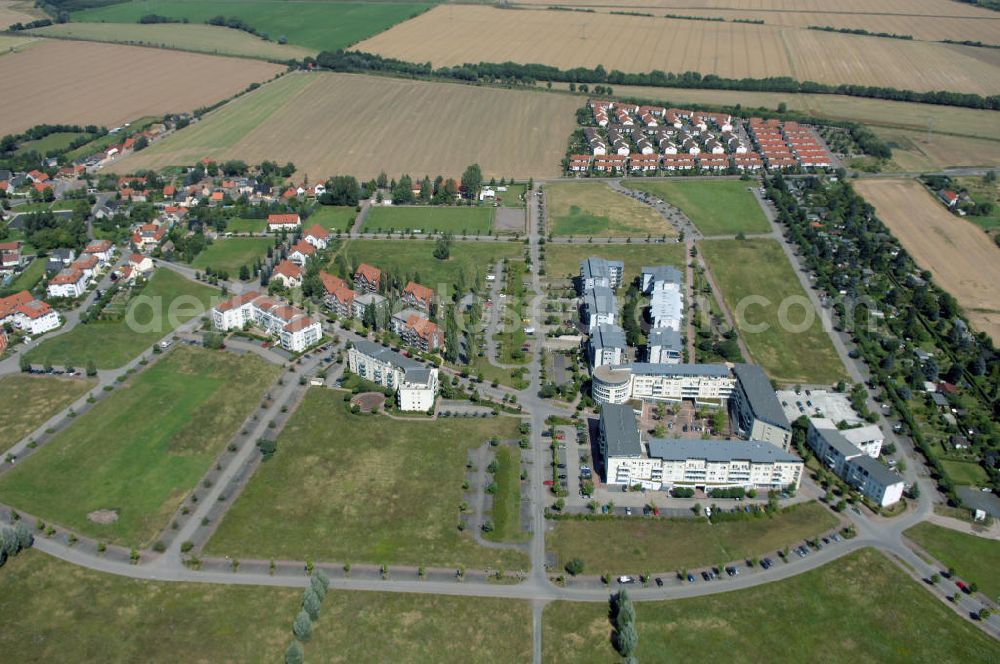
left=320, top=271, right=355, bottom=318
left=267, top=213, right=301, bottom=231
left=353, top=263, right=381, bottom=293
left=401, top=281, right=434, bottom=313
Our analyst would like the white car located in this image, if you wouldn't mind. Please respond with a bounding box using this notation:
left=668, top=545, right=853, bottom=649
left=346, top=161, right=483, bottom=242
left=617, top=576, right=635, bottom=584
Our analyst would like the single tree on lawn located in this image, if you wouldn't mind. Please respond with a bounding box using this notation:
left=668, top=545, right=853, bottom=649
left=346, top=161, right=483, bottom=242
left=615, top=621, right=638, bottom=658
left=284, top=641, right=304, bottom=664
left=292, top=610, right=313, bottom=642
left=461, top=163, right=482, bottom=199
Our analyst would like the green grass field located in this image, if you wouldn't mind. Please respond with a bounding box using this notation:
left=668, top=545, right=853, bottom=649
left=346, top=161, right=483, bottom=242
left=699, top=239, right=847, bottom=384
left=548, top=501, right=837, bottom=575
left=543, top=242, right=686, bottom=285
left=624, top=179, right=771, bottom=236
left=906, top=522, right=1000, bottom=600
left=940, top=459, right=991, bottom=486
left=14, top=131, right=87, bottom=156
left=333, top=238, right=522, bottom=297
left=190, top=237, right=271, bottom=275
left=26, top=269, right=219, bottom=370
left=6, top=257, right=46, bottom=293
left=31, top=21, right=315, bottom=61
left=226, top=217, right=266, bottom=234
left=73, top=1, right=432, bottom=52
left=546, top=182, right=673, bottom=237
left=207, top=388, right=529, bottom=569
left=365, top=206, right=494, bottom=234
left=0, top=550, right=532, bottom=663
left=543, top=548, right=999, bottom=663
left=484, top=445, right=524, bottom=543
left=0, top=375, right=94, bottom=448
left=499, top=183, right=526, bottom=207
left=0, top=348, right=279, bottom=546
left=307, top=205, right=355, bottom=232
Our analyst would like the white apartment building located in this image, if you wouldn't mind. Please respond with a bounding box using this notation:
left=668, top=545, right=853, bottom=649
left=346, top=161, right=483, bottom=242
left=580, top=257, right=623, bottom=292
left=46, top=268, right=87, bottom=298
left=211, top=291, right=321, bottom=353
left=810, top=418, right=884, bottom=458
left=349, top=339, right=439, bottom=411
left=589, top=323, right=626, bottom=368
left=600, top=403, right=802, bottom=490
left=729, top=364, right=792, bottom=450
left=583, top=286, right=617, bottom=332
left=649, top=284, right=683, bottom=331
left=592, top=363, right=735, bottom=406
left=646, top=327, right=682, bottom=364
left=807, top=421, right=903, bottom=507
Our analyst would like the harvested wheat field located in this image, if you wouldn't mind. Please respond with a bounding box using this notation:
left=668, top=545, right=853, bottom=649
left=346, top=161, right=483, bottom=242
left=0, top=0, right=39, bottom=27
left=519, top=0, right=984, bottom=12
left=855, top=179, right=1000, bottom=342
left=113, top=72, right=579, bottom=179
left=0, top=40, right=283, bottom=136
left=30, top=22, right=316, bottom=61
left=357, top=6, right=1000, bottom=95
left=874, top=129, right=1000, bottom=172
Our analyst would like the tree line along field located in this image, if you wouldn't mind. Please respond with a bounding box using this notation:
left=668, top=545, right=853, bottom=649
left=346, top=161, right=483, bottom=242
left=0, top=347, right=280, bottom=547
left=623, top=180, right=771, bottom=236
left=112, top=72, right=579, bottom=180
left=548, top=501, right=837, bottom=574
left=0, top=39, right=283, bottom=136
left=0, top=551, right=532, bottom=663
left=0, top=374, right=93, bottom=448
left=356, top=6, right=1000, bottom=96
left=543, top=242, right=687, bottom=285
left=30, top=21, right=315, bottom=61
left=542, top=548, right=1000, bottom=664
left=545, top=182, right=674, bottom=237
left=365, top=206, right=494, bottom=235
left=26, top=269, right=220, bottom=370
left=698, top=238, right=847, bottom=385
left=854, top=178, right=1000, bottom=343
left=71, top=0, right=432, bottom=53
left=206, top=388, right=529, bottom=570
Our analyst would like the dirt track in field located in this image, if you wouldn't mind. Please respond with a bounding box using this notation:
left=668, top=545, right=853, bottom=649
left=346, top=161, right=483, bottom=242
left=113, top=72, right=579, bottom=179
left=357, top=6, right=1000, bottom=95
left=855, top=179, right=1000, bottom=342
left=0, top=39, right=283, bottom=136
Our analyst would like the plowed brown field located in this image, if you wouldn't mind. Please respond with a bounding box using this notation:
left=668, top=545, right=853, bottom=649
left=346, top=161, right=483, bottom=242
left=0, top=39, right=283, bottom=135
left=855, top=179, right=1000, bottom=342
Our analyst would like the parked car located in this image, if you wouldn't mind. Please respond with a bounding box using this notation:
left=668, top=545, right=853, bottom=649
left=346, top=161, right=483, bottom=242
left=687, top=573, right=696, bottom=583
left=618, top=576, right=635, bottom=584
left=655, top=577, right=663, bottom=587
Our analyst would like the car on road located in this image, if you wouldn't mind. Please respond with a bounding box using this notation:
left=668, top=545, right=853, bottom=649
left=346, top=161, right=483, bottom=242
left=655, top=577, right=663, bottom=587
left=700, top=571, right=711, bottom=581
left=761, top=558, right=773, bottom=569
left=618, top=576, right=635, bottom=584
left=687, top=573, right=696, bottom=583
left=624, top=507, right=632, bottom=515
left=725, top=566, right=739, bottom=577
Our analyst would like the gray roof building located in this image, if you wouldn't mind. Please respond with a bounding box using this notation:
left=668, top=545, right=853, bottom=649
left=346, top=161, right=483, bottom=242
left=591, top=323, right=626, bottom=351
left=648, top=438, right=799, bottom=464
left=845, top=454, right=902, bottom=490
left=641, top=265, right=682, bottom=292
left=647, top=327, right=681, bottom=349
left=625, top=362, right=730, bottom=377
left=403, top=367, right=434, bottom=386
left=732, top=363, right=790, bottom=429
left=600, top=403, right=642, bottom=458
left=353, top=338, right=421, bottom=371
left=585, top=286, right=617, bottom=317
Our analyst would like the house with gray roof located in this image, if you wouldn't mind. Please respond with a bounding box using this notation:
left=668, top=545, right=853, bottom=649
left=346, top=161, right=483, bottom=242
left=589, top=323, right=626, bottom=368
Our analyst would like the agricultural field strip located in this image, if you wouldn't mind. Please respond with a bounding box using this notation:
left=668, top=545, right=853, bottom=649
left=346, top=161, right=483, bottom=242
left=112, top=72, right=579, bottom=179
left=356, top=6, right=1000, bottom=96
left=29, top=22, right=316, bottom=61
left=0, top=39, right=283, bottom=136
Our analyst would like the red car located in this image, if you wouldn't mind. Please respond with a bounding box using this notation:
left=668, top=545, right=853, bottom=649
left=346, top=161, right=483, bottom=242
left=543, top=480, right=554, bottom=486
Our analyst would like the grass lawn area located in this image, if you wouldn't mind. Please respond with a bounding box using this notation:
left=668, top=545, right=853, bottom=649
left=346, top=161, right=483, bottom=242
left=74, top=1, right=431, bottom=53
left=543, top=548, right=999, bottom=663
left=365, top=206, right=493, bottom=234
left=543, top=242, right=686, bottom=285
left=14, top=131, right=88, bottom=155
left=699, top=239, right=847, bottom=385
left=452, top=357, right=530, bottom=390
left=499, top=183, right=526, bottom=207
left=0, top=375, right=94, bottom=448
left=9, top=200, right=77, bottom=214
left=548, top=501, right=838, bottom=575
left=624, top=179, right=771, bottom=235
left=546, top=182, right=673, bottom=237
left=207, top=388, right=529, bottom=569
left=334, top=238, right=522, bottom=297
left=905, top=522, right=1000, bottom=601
left=307, top=205, right=356, bottom=232
left=26, top=269, right=220, bottom=370
left=0, top=348, right=279, bottom=546
left=485, top=446, right=524, bottom=542
left=940, top=459, right=991, bottom=486
left=0, top=550, right=531, bottom=664
left=6, top=257, right=46, bottom=292
left=190, top=237, right=271, bottom=276
left=226, top=217, right=267, bottom=234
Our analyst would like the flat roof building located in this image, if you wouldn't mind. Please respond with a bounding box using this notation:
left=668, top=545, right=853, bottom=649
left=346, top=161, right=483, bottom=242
left=729, top=364, right=792, bottom=450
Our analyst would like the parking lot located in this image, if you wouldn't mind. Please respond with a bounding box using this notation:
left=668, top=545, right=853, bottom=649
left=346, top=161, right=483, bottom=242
left=777, top=388, right=862, bottom=425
